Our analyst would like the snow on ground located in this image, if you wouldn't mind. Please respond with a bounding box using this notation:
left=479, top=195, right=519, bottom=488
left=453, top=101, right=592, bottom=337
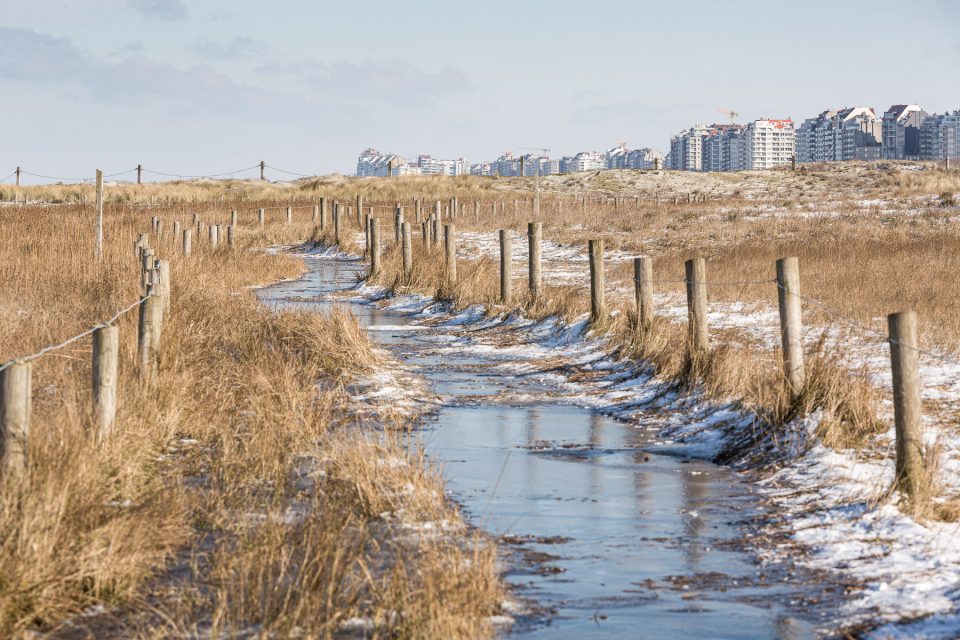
left=322, top=227, right=960, bottom=636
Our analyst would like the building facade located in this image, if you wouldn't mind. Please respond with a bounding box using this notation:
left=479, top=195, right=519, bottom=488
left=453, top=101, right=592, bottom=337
left=744, top=119, right=796, bottom=170
left=796, top=107, right=881, bottom=163
left=919, top=111, right=960, bottom=161
left=882, top=105, right=928, bottom=160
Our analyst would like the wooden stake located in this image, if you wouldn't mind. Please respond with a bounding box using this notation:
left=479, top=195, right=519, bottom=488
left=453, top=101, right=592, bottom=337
left=500, top=229, right=512, bottom=304
left=776, top=257, right=805, bottom=394
left=888, top=310, right=924, bottom=502
left=402, top=222, right=412, bottom=282
left=685, top=257, right=709, bottom=354
left=528, top=222, right=542, bottom=299
left=92, top=325, right=119, bottom=438
left=634, top=256, right=653, bottom=332
left=0, top=361, right=31, bottom=478
left=444, top=224, right=457, bottom=283
left=589, top=239, right=605, bottom=321
left=370, top=218, right=381, bottom=275
left=95, top=169, right=104, bottom=259
left=227, top=225, right=235, bottom=248
left=258, top=208, right=265, bottom=227
left=230, top=210, right=237, bottom=226
left=334, top=204, right=342, bottom=245
left=286, top=206, right=292, bottom=224
left=182, top=228, right=192, bottom=256
left=422, top=221, right=432, bottom=252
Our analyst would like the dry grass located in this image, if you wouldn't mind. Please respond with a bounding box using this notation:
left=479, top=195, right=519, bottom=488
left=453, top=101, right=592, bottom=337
left=0, top=202, right=501, bottom=637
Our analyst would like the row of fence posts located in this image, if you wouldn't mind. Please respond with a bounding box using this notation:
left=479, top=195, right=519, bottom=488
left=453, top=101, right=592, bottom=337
left=346, top=209, right=926, bottom=505
left=0, top=233, right=171, bottom=478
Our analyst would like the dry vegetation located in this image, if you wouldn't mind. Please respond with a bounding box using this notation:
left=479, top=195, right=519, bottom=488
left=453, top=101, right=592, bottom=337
left=0, top=202, right=501, bottom=637
left=3, top=159, right=958, bottom=636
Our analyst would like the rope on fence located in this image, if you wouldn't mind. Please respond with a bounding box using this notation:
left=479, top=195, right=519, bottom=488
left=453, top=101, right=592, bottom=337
left=142, top=164, right=262, bottom=180
left=264, top=164, right=315, bottom=179
left=0, top=295, right=149, bottom=373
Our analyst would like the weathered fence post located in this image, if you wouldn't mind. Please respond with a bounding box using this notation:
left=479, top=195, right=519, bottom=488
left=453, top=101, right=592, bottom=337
left=182, top=228, right=192, bottom=257
left=776, top=257, right=805, bottom=395
left=95, top=169, right=104, bottom=260
left=312, top=204, right=319, bottom=222
left=286, top=206, right=292, bottom=224
left=364, top=214, right=371, bottom=256
left=319, top=197, right=327, bottom=228
left=227, top=225, right=235, bottom=248
left=589, top=239, right=605, bottom=321
left=634, top=256, right=653, bottom=332
left=230, top=210, right=238, bottom=226
left=172, top=220, right=181, bottom=240
left=528, top=222, right=542, bottom=299
left=92, top=325, right=119, bottom=438
left=370, top=218, right=381, bottom=275
left=0, top=361, right=31, bottom=478
left=888, top=310, right=924, bottom=503
left=156, top=259, right=171, bottom=313
left=334, top=204, right=342, bottom=245
left=432, top=217, right=440, bottom=247
left=395, top=206, right=404, bottom=244
left=423, top=221, right=432, bottom=252
left=685, top=257, right=709, bottom=354
left=209, top=224, right=219, bottom=248
left=415, top=199, right=422, bottom=223
left=356, top=195, right=364, bottom=228
left=444, top=224, right=457, bottom=283
left=500, top=230, right=512, bottom=304
left=402, top=222, right=413, bottom=282
left=258, top=208, right=265, bottom=227
left=137, top=291, right=162, bottom=383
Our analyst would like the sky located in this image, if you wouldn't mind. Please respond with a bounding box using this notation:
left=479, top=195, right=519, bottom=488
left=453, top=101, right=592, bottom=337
left=1, top=0, right=958, bottom=182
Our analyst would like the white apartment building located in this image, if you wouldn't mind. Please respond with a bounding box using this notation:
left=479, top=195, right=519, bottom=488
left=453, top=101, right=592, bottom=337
left=745, top=119, right=796, bottom=169
left=568, top=151, right=606, bottom=172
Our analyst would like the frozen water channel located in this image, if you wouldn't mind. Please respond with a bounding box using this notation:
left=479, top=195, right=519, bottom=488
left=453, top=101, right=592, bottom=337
left=258, top=252, right=833, bottom=639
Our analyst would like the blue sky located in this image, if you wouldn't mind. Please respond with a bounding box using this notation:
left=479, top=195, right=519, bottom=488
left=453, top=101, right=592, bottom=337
left=1, top=0, right=958, bottom=182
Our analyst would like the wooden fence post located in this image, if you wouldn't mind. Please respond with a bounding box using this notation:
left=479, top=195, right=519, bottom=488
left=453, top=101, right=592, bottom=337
left=92, top=325, right=119, bottom=438
left=356, top=195, right=363, bottom=228
left=634, top=256, right=653, bottom=332
left=95, top=169, right=104, bottom=260
left=888, top=310, right=924, bottom=503
left=258, top=208, right=265, bottom=227
left=370, top=218, right=381, bottom=275
left=230, top=210, right=238, bottom=226
left=776, top=257, right=805, bottom=395
left=319, top=200, right=326, bottom=230
left=402, top=222, right=412, bottom=282
left=156, top=259, right=171, bottom=313
left=432, top=217, right=440, bottom=247
left=286, top=206, right=292, bottom=224
left=364, top=214, right=371, bottom=256
left=334, top=204, right=342, bottom=245
left=500, top=229, right=512, bottom=304
left=227, top=225, right=235, bottom=248
left=444, top=224, right=457, bottom=283
left=528, top=222, right=542, bottom=299
left=172, top=220, right=181, bottom=240
left=182, top=228, right=192, bottom=257
left=423, top=221, right=432, bottom=252
left=209, top=224, right=219, bottom=248
left=137, top=291, right=162, bottom=383
left=685, top=257, right=709, bottom=354
left=0, top=361, right=31, bottom=478
left=589, top=239, right=605, bottom=321
left=312, top=204, right=319, bottom=222
left=415, top=199, right=422, bottom=223
left=395, top=206, right=404, bottom=244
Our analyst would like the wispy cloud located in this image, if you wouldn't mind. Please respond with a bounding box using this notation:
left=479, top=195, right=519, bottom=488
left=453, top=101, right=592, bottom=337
left=194, top=36, right=273, bottom=60
left=127, top=0, right=187, bottom=21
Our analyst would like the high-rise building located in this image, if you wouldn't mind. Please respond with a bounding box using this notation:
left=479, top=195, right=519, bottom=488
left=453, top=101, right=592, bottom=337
left=668, top=125, right=712, bottom=171
left=882, top=105, right=928, bottom=160
left=796, top=107, right=881, bottom=163
left=702, top=125, right=747, bottom=172
left=919, top=111, right=960, bottom=161
left=356, top=148, right=403, bottom=177
left=745, top=119, right=796, bottom=170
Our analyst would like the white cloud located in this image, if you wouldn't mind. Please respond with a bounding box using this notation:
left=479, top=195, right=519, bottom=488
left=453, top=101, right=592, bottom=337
left=127, top=0, right=187, bottom=21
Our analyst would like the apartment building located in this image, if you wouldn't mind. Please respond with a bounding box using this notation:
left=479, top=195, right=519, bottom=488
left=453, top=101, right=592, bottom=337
left=702, top=125, right=747, bottom=172
left=882, top=105, right=928, bottom=160
left=745, top=119, right=796, bottom=169
left=920, top=111, right=960, bottom=161
left=668, top=125, right=712, bottom=171
left=796, top=107, right=881, bottom=163
left=356, top=148, right=403, bottom=177
left=607, top=145, right=662, bottom=169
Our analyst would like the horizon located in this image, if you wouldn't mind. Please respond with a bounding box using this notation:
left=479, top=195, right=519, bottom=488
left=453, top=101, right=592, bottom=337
left=1, top=0, right=958, bottom=183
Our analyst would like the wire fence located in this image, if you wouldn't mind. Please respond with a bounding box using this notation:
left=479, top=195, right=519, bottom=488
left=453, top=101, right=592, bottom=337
left=0, top=294, right=149, bottom=373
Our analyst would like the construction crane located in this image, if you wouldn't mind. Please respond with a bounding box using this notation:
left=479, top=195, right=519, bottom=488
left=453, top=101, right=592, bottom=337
left=519, top=147, right=550, bottom=217
left=716, top=108, right=740, bottom=124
